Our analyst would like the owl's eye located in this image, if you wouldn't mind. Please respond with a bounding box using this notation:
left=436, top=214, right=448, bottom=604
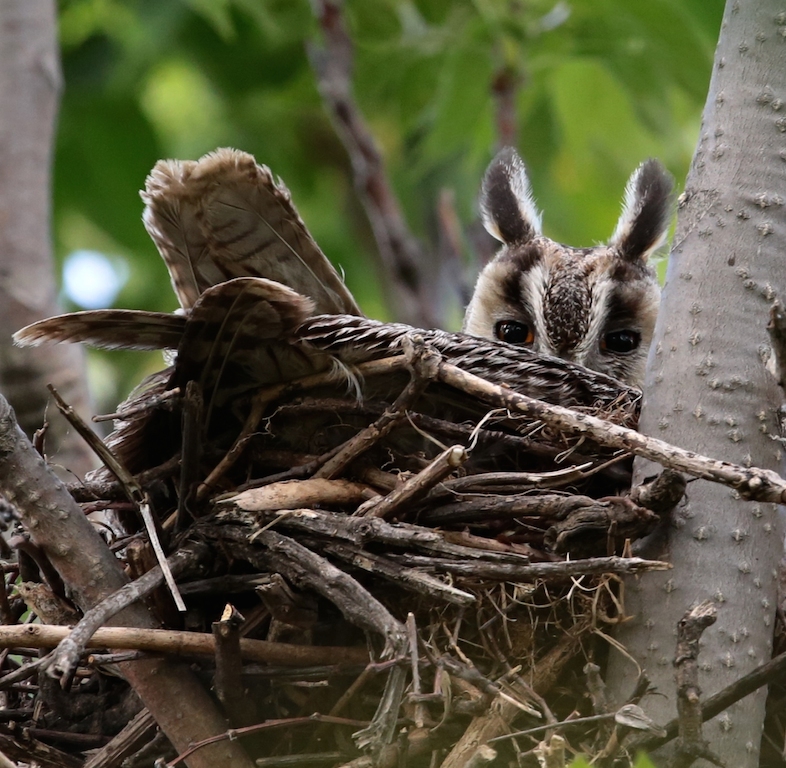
left=602, top=330, right=641, bottom=354
left=495, top=320, right=534, bottom=345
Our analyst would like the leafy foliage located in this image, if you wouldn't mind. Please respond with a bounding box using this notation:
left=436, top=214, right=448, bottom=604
left=54, top=0, right=724, bottom=408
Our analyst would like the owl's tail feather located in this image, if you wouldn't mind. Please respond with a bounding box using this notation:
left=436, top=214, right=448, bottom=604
left=13, top=310, right=187, bottom=351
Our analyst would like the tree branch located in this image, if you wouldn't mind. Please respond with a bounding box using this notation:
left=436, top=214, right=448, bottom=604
left=0, top=392, right=255, bottom=768
left=307, top=0, right=439, bottom=328
left=0, top=0, right=94, bottom=476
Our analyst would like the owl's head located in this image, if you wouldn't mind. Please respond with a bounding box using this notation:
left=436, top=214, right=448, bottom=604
left=463, top=148, right=673, bottom=387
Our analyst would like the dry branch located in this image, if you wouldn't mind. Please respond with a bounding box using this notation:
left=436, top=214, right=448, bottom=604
left=0, top=393, right=254, bottom=768
left=46, top=543, right=206, bottom=684
left=436, top=360, right=786, bottom=502
left=0, top=624, right=369, bottom=666
left=671, top=600, right=723, bottom=768
left=308, top=0, right=437, bottom=328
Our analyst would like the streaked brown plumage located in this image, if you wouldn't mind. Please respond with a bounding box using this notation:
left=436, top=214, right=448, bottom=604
left=141, top=148, right=360, bottom=316
left=14, top=147, right=665, bottom=472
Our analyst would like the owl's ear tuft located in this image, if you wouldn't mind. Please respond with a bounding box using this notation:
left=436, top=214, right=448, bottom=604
left=481, top=147, right=542, bottom=245
left=609, top=159, right=674, bottom=262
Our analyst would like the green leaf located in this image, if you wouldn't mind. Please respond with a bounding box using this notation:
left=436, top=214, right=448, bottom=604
left=180, top=0, right=235, bottom=40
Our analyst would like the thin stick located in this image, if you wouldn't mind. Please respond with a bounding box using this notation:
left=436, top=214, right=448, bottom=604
left=436, top=360, right=786, bottom=503
left=308, top=0, right=437, bottom=328
left=91, top=387, right=180, bottom=422
left=358, top=445, right=467, bottom=519
left=671, top=600, right=723, bottom=768
left=47, top=385, right=186, bottom=611
left=318, top=540, right=475, bottom=606
left=83, top=709, right=157, bottom=768
left=46, top=544, right=205, bottom=685
left=387, top=554, right=670, bottom=581
left=314, top=341, right=438, bottom=480
left=0, top=624, right=369, bottom=667
left=196, top=356, right=409, bottom=499
left=212, top=604, right=253, bottom=727
left=406, top=613, right=427, bottom=729
left=165, top=714, right=371, bottom=768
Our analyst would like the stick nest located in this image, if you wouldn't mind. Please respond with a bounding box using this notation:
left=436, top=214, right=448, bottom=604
left=6, top=335, right=683, bottom=768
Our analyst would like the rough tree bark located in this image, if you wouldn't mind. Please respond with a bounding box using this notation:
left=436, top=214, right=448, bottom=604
left=0, top=0, right=94, bottom=477
left=607, top=2, right=786, bottom=765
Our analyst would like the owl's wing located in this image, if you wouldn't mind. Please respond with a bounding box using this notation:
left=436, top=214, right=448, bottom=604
left=171, top=277, right=327, bottom=407
left=142, top=148, right=361, bottom=316
left=296, top=314, right=640, bottom=416
left=13, top=310, right=186, bottom=351
left=14, top=278, right=323, bottom=391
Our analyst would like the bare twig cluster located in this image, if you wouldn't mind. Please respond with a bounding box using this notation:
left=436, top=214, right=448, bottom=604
left=3, top=311, right=786, bottom=767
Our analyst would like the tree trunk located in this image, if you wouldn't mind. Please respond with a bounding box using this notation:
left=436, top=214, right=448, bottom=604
left=607, top=2, right=786, bottom=765
left=0, top=0, right=94, bottom=477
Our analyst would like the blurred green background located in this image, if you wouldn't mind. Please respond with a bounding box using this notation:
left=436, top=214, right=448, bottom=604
left=53, top=0, right=725, bottom=411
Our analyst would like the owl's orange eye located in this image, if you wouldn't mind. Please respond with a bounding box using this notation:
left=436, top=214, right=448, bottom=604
left=495, top=320, right=534, bottom=345
left=602, top=330, right=640, bottom=354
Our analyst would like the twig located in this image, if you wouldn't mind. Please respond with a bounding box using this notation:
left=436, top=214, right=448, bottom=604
left=419, top=491, right=651, bottom=528
left=314, top=338, right=439, bottom=479
left=629, top=468, right=687, bottom=516
left=488, top=712, right=616, bottom=744
left=406, top=613, right=427, bottom=729
left=216, top=504, right=535, bottom=563
left=671, top=601, right=724, bottom=768
left=265, top=396, right=595, bottom=469
left=66, top=454, right=180, bottom=502
left=631, top=646, right=786, bottom=753
left=238, top=529, right=408, bottom=754
left=165, top=714, right=370, bottom=768
left=0, top=731, right=83, bottom=768
left=253, top=753, right=346, bottom=767
left=317, top=539, right=475, bottom=606
left=196, top=356, right=410, bottom=499
left=251, top=531, right=407, bottom=658
left=91, top=386, right=180, bottom=422
left=585, top=661, right=614, bottom=747
left=46, top=544, right=206, bottom=686
left=387, top=554, right=670, bottom=581
left=437, top=461, right=617, bottom=494
left=0, top=392, right=255, bottom=768
left=47, top=385, right=185, bottom=611
left=82, top=709, right=157, bottom=768
left=436, top=359, right=786, bottom=503
left=308, top=0, right=437, bottom=328
left=0, top=655, right=49, bottom=690
left=440, top=623, right=590, bottom=768
left=213, top=604, right=253, bottom=727
left=0, top=624, right=369, bottom=666
left=767, top=298, right=786, bottom=390
left=357, top=445, right=467, bottom=519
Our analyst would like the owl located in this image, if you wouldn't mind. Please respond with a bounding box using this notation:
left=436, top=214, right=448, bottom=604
left=464, top=148, right=673, bottom=387
left=14, top=148, right=662, bottom=410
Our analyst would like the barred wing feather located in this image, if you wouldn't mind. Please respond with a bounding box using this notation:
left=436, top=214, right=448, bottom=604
left=142, top=148, right=361, bottom=316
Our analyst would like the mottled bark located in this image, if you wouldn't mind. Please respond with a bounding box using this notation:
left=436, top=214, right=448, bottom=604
left=0, top=0, right=94, bottom=477
left=607, top=3, right=786, bottom=765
